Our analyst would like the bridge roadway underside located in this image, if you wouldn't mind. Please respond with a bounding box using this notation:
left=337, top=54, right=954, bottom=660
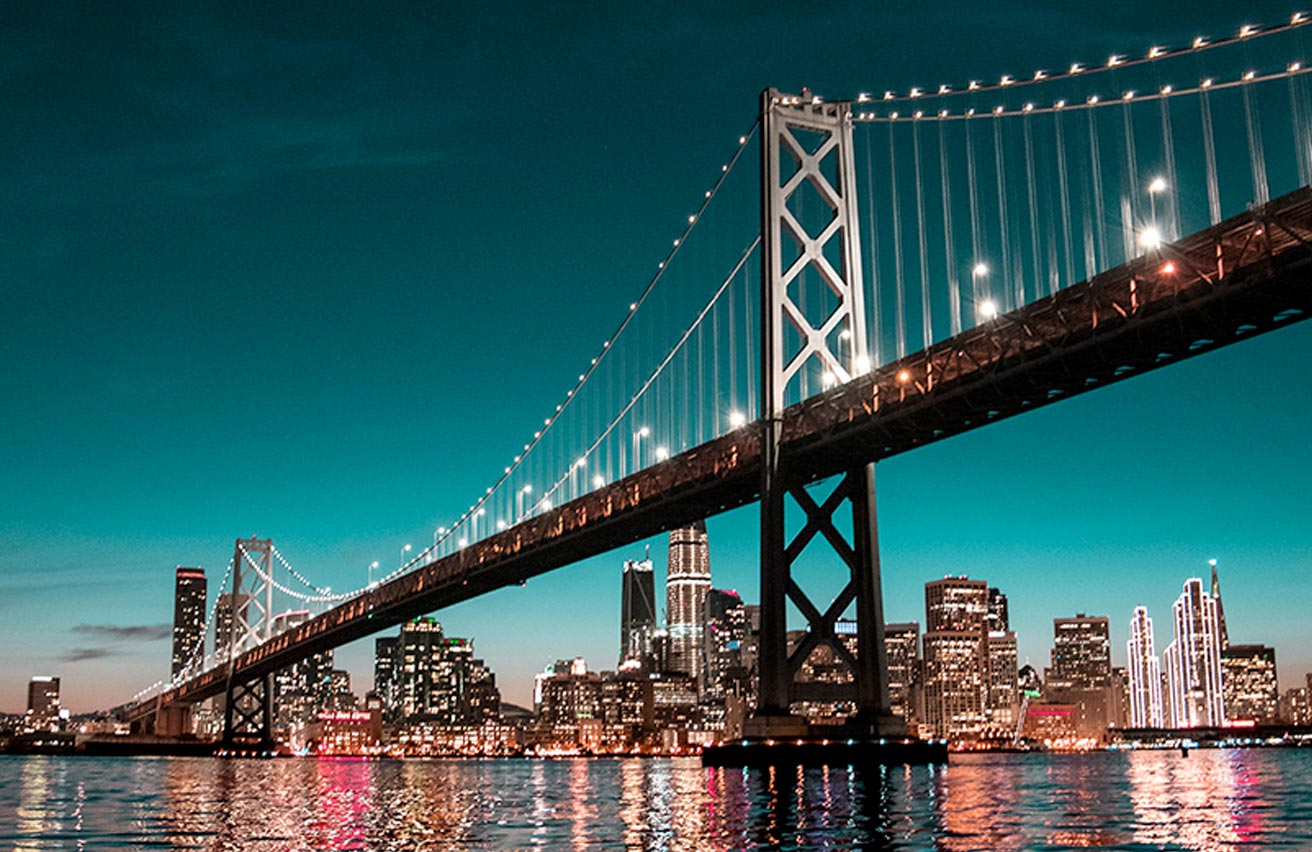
left=135, top=187, right=1312, bottom=718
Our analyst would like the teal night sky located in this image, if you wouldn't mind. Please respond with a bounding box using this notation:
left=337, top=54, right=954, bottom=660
left=2, top=1, right=1310, bottom=712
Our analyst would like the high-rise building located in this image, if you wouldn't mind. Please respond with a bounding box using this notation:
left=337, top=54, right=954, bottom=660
left=620, top=554, right=657, bottom=668
left=1127, top=606, right=1165, bottom=728
left=1045, top=614, right=1114, bottom=739
left=702, top=588, right=746, bottom=701
left=987, top=588, right=1009, bottom=633
left=1210, top=559, right=1229, bottom=651
left=391, top=618, right=500, bottom=725
left=667, top=521, right=711, bottom=684
left=1164, top=578, right=1226, bottom=728
left=270, top=610, right=334, bottom=734
left=171, top=567, right=207, bottom=677
left=1221, top=644, right=1279, bottom=723
left=922, top=576, right=988, bottom=738
left=884, top=622, right=921, bottom=726
left=374, top=636, right=401, bottom=722
left=986, top=630, right=1019, bottom=726
left=1047, top=614, right=1112, bottom=690
left=26, top=677, right=61, bottom=733
left=215, top=593, right=250, bottom=661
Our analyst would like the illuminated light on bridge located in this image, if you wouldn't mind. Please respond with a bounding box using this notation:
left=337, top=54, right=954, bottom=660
left=123, top=18, right=1312, bottom=757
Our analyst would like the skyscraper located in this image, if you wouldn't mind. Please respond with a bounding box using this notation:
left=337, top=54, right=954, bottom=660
left=702, top=588, right=747, bottom=701
left=391, top=618, right=500, bottom=725
left=986, top=588, right=1009, bottom=632
left=215, top=592, right=250, bottom=661
left=922, top=576, right=988, bottom=738
left=1221, top=645, right=1279, bottom=723
left=269, top=609, right=334, bottom=733
left=1164, top=578, right=1226, bottom=728
left=171, top=566, right=207, bottom=677
left=1210, top=559, right=1229, bottom=651
left=620, top=554, right=657, bottom=668
left=666, top=521, right=711, bottom=684
left=1127, top=606, right=1165, bottom=728
left=374, top=636, right=400, bottom=722
left=25, top=677, right=61, bottom=733
left=986, top=629, right=1019, bottom=726
left=884, top=622, right=921, bottom=727
left=1045, top=614, right=1114, bottom=738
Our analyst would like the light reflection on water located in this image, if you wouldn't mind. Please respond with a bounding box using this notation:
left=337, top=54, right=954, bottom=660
left=1, top=750, right=1310, bottom=850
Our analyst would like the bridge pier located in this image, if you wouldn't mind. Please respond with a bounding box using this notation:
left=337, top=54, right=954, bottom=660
left=222, top=673, right=274, bottom=753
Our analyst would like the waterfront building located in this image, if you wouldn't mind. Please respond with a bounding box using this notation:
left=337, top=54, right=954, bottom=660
left=666, top=521, right=711, bottom=684
left=214, top=593, right=250, bottom=660
left=269, top=609, right=334, bottom=735
left=1163, top=578, right=1226, bottom=728
left=1280, top=685, right=1312, bottom=725
left=374, top=636, right=400, bottom=722
left=387, top=618, right=501, bottom=725
left=986, top=630, right=1019, bottom=726
left=885, top=622, right=921, bottom=728
left=787, top=621, right=859, bottom=724
left=1045, top=614, right=1115, bottom=739
left=702, top=588, right=746, bottom=701
left=313, top=709, right=383, bottom=755
left=1127, top=606, right=1165, bottom=728
left=620, top=554, right=657, bottom=668
left=1221, top=644, right=1279, bottom=723
left=536, top=658, right=602, bottom=725
left=25, top=677, right=61, bottom=733
left=922, top=577, right=988, bottom=738
left=171, top=566, right=207, bottom=677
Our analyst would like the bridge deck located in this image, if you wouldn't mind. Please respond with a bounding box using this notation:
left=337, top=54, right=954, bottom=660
left=131, top=187, right=1312, bottom=717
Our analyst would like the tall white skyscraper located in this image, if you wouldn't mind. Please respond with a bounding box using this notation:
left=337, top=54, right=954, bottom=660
left=1127, top=606, right=1165, bottom=728
left=1163, top=578, right=1226, bottom=728
left=666, top=521, right=711, bottom=683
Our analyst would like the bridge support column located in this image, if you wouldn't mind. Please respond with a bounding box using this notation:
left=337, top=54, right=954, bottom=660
left=222, top=673, right=273, bottom=752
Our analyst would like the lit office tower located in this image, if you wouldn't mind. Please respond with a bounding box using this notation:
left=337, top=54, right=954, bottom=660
left=171, top=567, right=207, bottom=677
left=620, top=555, right=657, bottom=668
left=1164, top=578, right=1226, bottom=728
left=922, top=576, right=988, bottom=738
left=986, top=588, right=1009, bottom=632
left=666, top=521, right=711, bottom=683
left=374, top=636, right=400, bottom=722
left=884, top=622, right=920, bottom=726
left=986, top=629, right=1019, bottom=726
left=1222, top=645, right=1279, bottom=723
left=702, top=588, right=747, bottom=700
left=1127, top=607, right=1165, bottom=728
left=270, top=610, right=334, bottom=732
left=215, top=593, right=250, bottom=660
left=392, top=618, right=500, bottom=725
left=26, top=677, right=61, bottom=733
left=1048, top=615, right=1112, bottom=690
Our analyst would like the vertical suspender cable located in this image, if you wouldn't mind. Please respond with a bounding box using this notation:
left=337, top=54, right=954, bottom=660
left=1087, top=108, right=1108, bottom=272
left=864, top=128, right=882, bottom=365
left=1242, top=81, right=1270, bottom=206
left=1121, top=100, right=1140, bottom=261
left=966, top=117, right=985, bottom=319
left=1158, top=97, right=1181, bottom=239
left=1290, top=74, right=1311, bottom=187
left=1023, top=114, right=1042, bottom=305
left=1054, top=109, right=1076, bottom=291
left=992, top=118, right=1012, bottom=310
left=888, top=123, right=907, bottom=359
left=912, top=118, right=932, bottom=349
left=1200, top=88, right=1222, bottom=225
left=938, top=121, right=961, bottom=334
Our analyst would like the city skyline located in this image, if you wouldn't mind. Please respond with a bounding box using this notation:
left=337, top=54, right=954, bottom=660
left=3, top=1, right=1312, bottom=714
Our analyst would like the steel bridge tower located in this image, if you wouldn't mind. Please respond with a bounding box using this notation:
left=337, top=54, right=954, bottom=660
left=747, top=88, right=905, bottom=740
left=221, top=535, right=276, bottom=750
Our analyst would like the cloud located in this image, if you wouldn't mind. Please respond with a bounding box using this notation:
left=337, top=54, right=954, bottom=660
left=60, top=648, right=115, bottom=663
left=72, top=624, right=172, bottom=642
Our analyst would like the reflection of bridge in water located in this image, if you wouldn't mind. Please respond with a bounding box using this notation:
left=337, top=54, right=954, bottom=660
left=126, top=18, right=1312, bottom=758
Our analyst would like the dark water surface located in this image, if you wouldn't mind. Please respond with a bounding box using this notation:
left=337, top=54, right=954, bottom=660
left=2, top=749, right=1309, bottom=850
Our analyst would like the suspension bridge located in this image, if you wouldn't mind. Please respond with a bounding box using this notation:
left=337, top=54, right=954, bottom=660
left=124, top=16, right=1312, bottom=757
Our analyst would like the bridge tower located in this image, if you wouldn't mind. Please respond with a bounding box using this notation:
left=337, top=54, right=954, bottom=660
left=748, top=88, right=904, bottom=740
left=221, top=536, right=275, bottom=751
